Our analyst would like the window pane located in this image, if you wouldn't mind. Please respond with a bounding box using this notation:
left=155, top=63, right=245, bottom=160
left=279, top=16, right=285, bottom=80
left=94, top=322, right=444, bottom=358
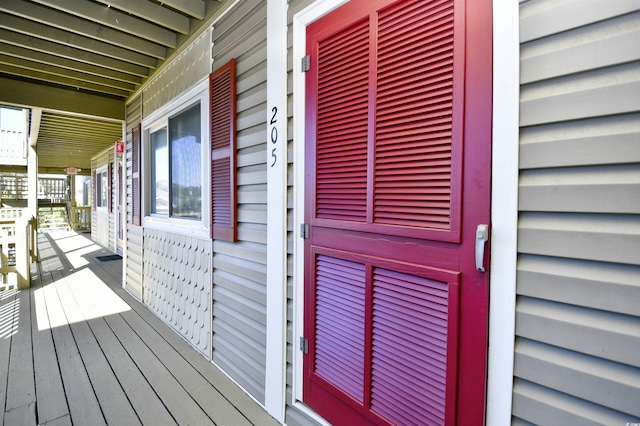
left=100, top=172, right=108, bottom=207
left=151, top=128, right=168, bottom=215
left=170, top=104, right=201, bottom=219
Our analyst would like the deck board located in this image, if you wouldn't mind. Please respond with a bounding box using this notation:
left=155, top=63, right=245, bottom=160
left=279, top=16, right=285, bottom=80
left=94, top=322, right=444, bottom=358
left=1, top=230, right=279, bottom=426
left=4, top=287, right=36, bottom=424
left=30, top=264, right=70, bottom=424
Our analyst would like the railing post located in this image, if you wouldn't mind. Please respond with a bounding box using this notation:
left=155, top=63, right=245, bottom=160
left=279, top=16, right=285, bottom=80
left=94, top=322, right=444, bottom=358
left=15, top=216, right=31, bottom=289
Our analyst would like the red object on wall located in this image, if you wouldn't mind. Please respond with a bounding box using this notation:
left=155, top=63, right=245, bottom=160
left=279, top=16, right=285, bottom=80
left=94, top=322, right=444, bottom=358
left=115, top=141, right=125, bottom=153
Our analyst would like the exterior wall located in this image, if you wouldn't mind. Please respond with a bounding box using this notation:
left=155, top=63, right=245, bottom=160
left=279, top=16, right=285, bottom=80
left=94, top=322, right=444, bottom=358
left=91, top=148, right=115, bottom=250
left=125, top=94, right=143, bottom=301
left=515, top=1, right=640, bottom=423
left=210, top=0, right=269, bottom=404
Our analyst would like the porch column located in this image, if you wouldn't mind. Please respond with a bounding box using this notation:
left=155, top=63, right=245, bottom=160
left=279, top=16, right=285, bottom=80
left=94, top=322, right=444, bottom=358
left=28, top=108, right=41, bottom=259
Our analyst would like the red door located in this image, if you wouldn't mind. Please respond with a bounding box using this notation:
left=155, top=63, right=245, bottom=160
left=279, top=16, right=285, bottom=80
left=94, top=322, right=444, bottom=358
left=303, top=0, right=492, bottom=424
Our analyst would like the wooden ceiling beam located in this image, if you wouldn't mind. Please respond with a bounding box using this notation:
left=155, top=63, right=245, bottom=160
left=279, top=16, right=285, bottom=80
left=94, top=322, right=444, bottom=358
left=0, top=13, right=157, bottom=69
left=30, top=0, right=178, bottom=48
left=160, top=0, right=206, bottom=20
left=93, top=0, right=190, bottom=35
left=0, top=0, right=167, bottom=59
left=0, top=76, right=125, bottom=120
left=0, top=57, right=136, bottom=94
left=0, top=64, right=131, bottom=98
left=0, top=29, right=150, bottom=78
left=0, top=42, right=143, bottom=85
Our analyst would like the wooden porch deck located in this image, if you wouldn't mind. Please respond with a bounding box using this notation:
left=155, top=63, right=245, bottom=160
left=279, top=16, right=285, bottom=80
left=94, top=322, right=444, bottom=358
left=0, top=231, right=280, bottom=426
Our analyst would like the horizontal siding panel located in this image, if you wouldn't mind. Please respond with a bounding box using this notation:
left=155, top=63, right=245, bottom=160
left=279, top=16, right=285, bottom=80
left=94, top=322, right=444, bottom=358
left=237, top=105, right=267, bottom=132
left=215, top=302, right=266, bottom=346
left=518, top=213, right=640, bottom=265
left=214, top=25, right=267, bottom=73
left=211, top=1, right=266, bottom=56
left=213, top=269, right=267, bottom=305
left=237, top=125, right=266, bottom=150
left=237, top=144, right=266, bottom=168
left=517, top=254, right=640, bottom=316
left=516, top=297, right=640, bottom=367
left=237, top=82, right=267, bottom=110
left=213, top=240, right=266, bottom=264
left=519, top=183, right=640, bottom=214
left=213, top=285, right=266, bottom=324
left=514, top=338, right=640, bottom=416
left=512, top=379, right=634, bottom=425
left=519, top=165, right=640, bottom=214
left=519, top=0, right=640, bottom=43
left=237, top=205, right=267, bottom=225
left=213, top=253, right=267, bottom=283
left=521, top=13, right=640, bottom=84
left=237, top=164, right=267, bottom=186
left=236, top=223, right=267, bottom=244
left=212, top=341, right=264, bottom=401
left=521, top=80, right=640, bottom=127
left=520, top=114, right=640, bottom=169
left=213, top=320, right=266, bottom=370
left=237, top=184, right=267, bottom=204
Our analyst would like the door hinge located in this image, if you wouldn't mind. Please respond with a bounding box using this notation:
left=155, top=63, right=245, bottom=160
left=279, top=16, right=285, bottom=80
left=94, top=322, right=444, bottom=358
left=301, top=55, right=310, bottom=72
left=300, top=223, right=309, bottom=239
left=300, top=337, right=309, bottom=354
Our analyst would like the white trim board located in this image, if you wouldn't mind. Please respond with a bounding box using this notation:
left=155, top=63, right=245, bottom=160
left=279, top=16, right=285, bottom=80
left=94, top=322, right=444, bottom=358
left=486, top=0, right=519, bottom=424
left=265, top=0, right=289, bottom=422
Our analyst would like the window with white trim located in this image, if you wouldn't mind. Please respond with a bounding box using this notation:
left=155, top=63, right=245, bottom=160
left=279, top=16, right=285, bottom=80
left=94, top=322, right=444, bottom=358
left=142, top=81, right=210, bottom=236
left=96, top=168, right=108, bottom=208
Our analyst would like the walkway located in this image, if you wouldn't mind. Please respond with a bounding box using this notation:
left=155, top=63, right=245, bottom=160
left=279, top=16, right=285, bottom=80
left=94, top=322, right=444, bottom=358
left=0, top=231, right=279, bottom=426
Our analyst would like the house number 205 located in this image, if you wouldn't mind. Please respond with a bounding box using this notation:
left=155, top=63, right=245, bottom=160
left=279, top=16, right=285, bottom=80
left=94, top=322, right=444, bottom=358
left=270, top=106, right=278, bottom=167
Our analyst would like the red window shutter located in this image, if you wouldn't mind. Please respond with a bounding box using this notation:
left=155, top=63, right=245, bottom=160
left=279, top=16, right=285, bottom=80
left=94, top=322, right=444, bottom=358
left=92, top=170, right=96, bottom=211
left=131, top=123, right=141, bottom=226
left=209, top=58, right=237, bottom=242
left=108, top=162, right=113, bottom=213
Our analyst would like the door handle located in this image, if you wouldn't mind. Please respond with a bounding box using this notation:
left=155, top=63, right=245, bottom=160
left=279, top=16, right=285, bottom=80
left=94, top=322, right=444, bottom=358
left=476, top=224, right=489, bottom=272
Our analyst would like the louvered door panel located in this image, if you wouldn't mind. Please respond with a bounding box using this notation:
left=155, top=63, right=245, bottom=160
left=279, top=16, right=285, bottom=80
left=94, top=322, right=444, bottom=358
left=371, top=268, right=453, bottom=425
left=375, top=0, right=455, bottom=230
left=314, top=254, right=366, bottom=402
left=315, top=18, right=369, bottom=222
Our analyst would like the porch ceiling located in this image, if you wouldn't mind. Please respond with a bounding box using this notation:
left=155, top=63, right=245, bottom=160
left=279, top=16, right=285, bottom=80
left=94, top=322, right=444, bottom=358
left=0, top=0, right=225, bottom=173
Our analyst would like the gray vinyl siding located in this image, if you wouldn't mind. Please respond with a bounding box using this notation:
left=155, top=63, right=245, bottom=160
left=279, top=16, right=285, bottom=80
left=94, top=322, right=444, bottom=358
left=210, top=0, right=268, bottom=404
left=515, top=1, right=640, bottom=424
left=124, top=94, right=143, bottom=301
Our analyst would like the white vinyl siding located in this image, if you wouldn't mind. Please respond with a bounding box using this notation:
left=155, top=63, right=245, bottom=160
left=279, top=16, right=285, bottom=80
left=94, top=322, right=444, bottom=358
left=514, top=1, right=640, bottom=423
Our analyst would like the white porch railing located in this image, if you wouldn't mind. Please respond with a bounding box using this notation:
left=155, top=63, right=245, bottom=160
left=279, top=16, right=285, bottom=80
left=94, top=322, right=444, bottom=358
left=70, top=206, right=91, bottom=230
left=0, top=129, right=26, bottom=160
left=0, top=215, right=37, bottom=289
